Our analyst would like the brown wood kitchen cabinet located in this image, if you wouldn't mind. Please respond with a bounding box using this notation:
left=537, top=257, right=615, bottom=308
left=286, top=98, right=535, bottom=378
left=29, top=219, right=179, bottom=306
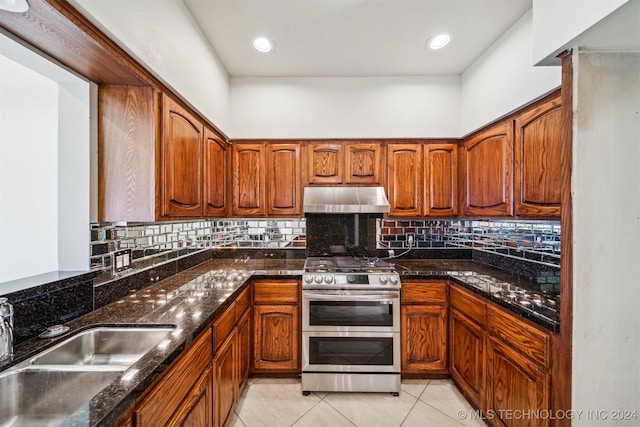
left=485, top=305, right=551, bottom=427
left=514, top=94, right=562, bottom=217
left=463, top=121, right=514, bottom=216
left=135, top=327, right=213, bottom=426
left=252, top=280, right=300, bottom=373
left=204, top=129, right=228, bottom=217
left=232, top=143, right=301, bottom=216
left=161, top=94, right=204, bottom=217
left=449, top=285, right=487, bottom=411
left=306, top=141, right=383, bottom=185
left=387, top=143, right=458, bottom=217
left=400, top=281, right=448, bottom=374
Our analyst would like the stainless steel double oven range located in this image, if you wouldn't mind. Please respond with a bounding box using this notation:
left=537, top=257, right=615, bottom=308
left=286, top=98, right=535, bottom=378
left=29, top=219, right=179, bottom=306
left=301, top=256, right=402, bottom=395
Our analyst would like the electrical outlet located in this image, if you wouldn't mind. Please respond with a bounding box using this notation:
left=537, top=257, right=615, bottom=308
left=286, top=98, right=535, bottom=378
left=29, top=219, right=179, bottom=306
left=406, top=233, right=415, bottom=247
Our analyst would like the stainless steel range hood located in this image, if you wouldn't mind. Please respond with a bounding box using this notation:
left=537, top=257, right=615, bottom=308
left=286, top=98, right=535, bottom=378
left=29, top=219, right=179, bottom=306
left=303, top=186, right=390, bottom=214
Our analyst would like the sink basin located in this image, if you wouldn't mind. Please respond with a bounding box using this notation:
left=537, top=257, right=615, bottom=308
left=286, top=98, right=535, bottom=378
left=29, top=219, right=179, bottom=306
left=0, top=367, right=120, bottom=427
left=30, top=326, right=175, bottom=368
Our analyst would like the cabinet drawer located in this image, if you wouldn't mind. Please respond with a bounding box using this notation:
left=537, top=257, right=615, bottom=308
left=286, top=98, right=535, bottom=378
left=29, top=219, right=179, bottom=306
left=402, top=281, right=447, bottom=304
left=135, top=328, right=212, bottom=426
left=236, top=286, right=251, bottom=317
left=487, top=304, right=551, bottom=369
left=450, top=284, right=487, bottom=326
left=214, top=301, right=237, bottom=350
left=253, top=280, right=299, bottom=305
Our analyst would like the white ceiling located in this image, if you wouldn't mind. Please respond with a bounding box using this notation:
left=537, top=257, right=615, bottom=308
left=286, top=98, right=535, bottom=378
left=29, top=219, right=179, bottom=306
left=182, top=0, right=532, bottom=77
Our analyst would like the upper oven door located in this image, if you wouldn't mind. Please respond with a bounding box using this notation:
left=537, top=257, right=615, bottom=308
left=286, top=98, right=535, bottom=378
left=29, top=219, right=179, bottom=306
left=302, top=290, right=400, bottom=332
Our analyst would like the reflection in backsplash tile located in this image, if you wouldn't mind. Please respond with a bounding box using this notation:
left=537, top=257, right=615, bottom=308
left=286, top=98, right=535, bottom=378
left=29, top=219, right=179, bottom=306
left=90, top=219, right=307, bottom=275
left=377, top=219, right=561, bottom=268
left=90, top=217, right=559, bottom=275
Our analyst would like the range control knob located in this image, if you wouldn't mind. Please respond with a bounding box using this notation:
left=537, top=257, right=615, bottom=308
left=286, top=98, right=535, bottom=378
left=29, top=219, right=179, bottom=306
left=324, top=275, right=333, bottom=284
left=389, top=275, right=399, bottom=285
left=314, top=275, right=323, bottom=284
left=379, top=275, right=388, bottom=284
left=304, top=275, right=313, bottom=284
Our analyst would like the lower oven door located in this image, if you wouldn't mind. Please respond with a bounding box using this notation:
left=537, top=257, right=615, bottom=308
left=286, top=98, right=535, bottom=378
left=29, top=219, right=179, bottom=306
left=302, top=331, right=400, bottom=373
left=302, top=290, right=400, bottom=333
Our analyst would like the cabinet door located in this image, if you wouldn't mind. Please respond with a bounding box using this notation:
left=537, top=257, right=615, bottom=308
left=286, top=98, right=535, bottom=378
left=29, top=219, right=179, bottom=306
left=514, top=96, right=562, bottom=216
left=486, top=337, right=550, bottom=427
left=161, top=95, right=203, bottom=217
left=345, top=143, right=383, bottom=184
left=204, top=128, right=227, bottom=217
left=232, top=144, right=266, bottom=216
left=168, top=366, right=213, bottom=427
left=463, top=122, right=513, bottom=216
left=253, top=305, right=299, bottom=372
left=450, top=309, right=485, bottom=410
left=267, top=144, right=301, bottom=216
left=401, top=305, right=448, bottom=373
left=387, top=144, right=423, bottom=217
left=425, top=144, right=458, bottom=216
left=237, top=309, right=251, bottom=393
left=307, top=143, right=344, bottom=184
left=213, top=332, right=237, bottom=427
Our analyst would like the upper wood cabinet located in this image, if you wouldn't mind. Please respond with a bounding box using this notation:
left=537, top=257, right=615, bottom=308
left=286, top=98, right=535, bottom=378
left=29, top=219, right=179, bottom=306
left=232, top=143, right=301, bottom=217
left=232, top=144, right=266, bottom=216
left=387, top=143, right=458, bottom=217
left=306, top=141, right=383, bottom=185
left=204, top=129, right=227, bottom=217
left=425, top=144, right=458, bottom=216
left=161, top=95, right=204, bottom=217
left=307, top=143, right=344, bottom=184
left=98, top=86, right=156, bottom=222
left=463, top=122, right=514, bottom=216
left=387, top=144, right=423, bottom=217
left=514, top=95, right=562, bottom=217
left=267, top=144, right=302, bottom=216
left=345, top=143, right=383, bottom=184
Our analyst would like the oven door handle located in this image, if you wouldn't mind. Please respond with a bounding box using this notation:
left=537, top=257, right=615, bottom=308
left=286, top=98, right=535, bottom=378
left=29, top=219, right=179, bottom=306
left=303, top=292, right=399, bottom=301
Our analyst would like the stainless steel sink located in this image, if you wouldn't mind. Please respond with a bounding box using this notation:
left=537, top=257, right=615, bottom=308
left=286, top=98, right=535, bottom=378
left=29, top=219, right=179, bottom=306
left=0, top=367, right=121, bottom=426
left=30, top=326, right=175, bottom=368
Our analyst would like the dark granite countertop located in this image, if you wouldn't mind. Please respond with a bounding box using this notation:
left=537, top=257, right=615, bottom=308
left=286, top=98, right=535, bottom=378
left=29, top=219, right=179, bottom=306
left=0, top=257, right=557, bottom=426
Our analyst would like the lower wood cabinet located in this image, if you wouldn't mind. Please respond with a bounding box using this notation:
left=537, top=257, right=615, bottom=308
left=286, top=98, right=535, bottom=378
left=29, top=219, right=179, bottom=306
left=400, top=281, right=448, bottom=374
left=169, top=366, right=213, bottom=427
left=486, top=337, right=550, bottom=427
left=252, top=280, right=300, bottom=373
left=213, top=331, right=237, bottom=427
left=237, top=309, right=252, bottom=393
left=449, top=284, right=552, bottom=427
left=450, top=308, right=485, bottom=410
left=135, top=328, right=212, bottom=426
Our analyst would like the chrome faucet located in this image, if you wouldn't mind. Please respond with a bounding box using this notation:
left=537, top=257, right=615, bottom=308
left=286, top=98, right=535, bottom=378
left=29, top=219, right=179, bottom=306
left=0, top=297, right=14, bottom=362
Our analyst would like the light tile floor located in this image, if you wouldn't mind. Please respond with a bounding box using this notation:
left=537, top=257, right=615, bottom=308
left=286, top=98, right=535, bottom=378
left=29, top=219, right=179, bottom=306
left=229, top=378, right=488, bottom=427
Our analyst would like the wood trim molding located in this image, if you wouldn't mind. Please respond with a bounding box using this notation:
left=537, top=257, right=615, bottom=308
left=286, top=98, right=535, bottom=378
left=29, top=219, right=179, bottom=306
left=552, top=49, right=573, bottom=427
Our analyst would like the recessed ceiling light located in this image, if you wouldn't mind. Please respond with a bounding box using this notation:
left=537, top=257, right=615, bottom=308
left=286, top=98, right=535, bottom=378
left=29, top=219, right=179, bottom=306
left=427, top=33, right=452, bottom=50
left=0, top=0, right=29, bottom=13
left=252, top=36, right=274, bottom=53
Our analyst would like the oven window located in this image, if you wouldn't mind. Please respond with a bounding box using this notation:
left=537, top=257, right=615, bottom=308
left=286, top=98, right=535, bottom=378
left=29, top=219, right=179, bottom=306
left=309, top=301, right=394, bottom=327
left=309, top=337, right=394, bottom=366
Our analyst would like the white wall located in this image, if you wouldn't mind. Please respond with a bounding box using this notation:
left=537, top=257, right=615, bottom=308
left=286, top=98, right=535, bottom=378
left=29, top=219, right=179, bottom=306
left=460, top=9, right=561, bottom=136
left=0, top=56, right=59, bottom=283
left=58, top=81, right=91, bottom=271
left=71, top=0, right=231, bottom=133
left=230, top=76, right=461, bottom=139
left=533, top=0, right=629, bottom=65
left=572, top=51, right=640, bottom=424
left=0, top=33, right=90, bottom=286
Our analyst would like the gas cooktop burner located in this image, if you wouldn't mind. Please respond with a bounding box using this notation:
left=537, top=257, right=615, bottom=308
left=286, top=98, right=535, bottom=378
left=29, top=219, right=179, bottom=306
left=304, top=256, right=395, bottom=273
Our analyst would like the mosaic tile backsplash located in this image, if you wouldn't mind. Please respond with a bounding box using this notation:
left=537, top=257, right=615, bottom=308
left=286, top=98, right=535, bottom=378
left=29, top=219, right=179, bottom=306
left=91, top=218, right=560, bottom=275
